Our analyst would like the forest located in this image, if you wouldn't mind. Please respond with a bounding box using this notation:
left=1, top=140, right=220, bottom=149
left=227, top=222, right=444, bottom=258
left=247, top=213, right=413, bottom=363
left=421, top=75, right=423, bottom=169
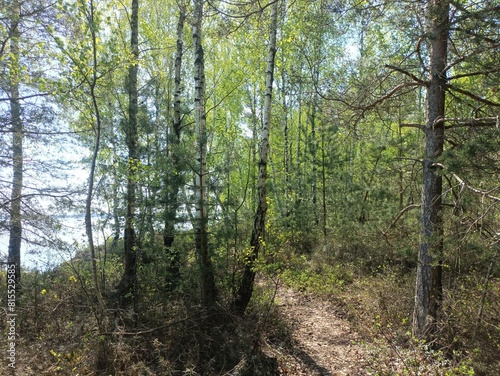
left=1, top=0, right=499, bottom=374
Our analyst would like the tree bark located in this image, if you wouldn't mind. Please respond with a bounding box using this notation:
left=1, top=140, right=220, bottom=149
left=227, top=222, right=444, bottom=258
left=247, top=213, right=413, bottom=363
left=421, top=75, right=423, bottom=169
left=321, top=124, right=327, bottom=238
left=192, top=0, right=217, bottom=307
left=281, top=71, right=291, bottom=220
left=413, top=0, right=449, bottom=338
left=308, top=99, right=319, bottom=226
left=164, top=2, right=186, bottom=291
left=232, top=0, right=279, bottom=315
left=7, top=0, right=22, bottom=291
left=118, top=0, right=139, bottom=310
left=85, top=0, right=105, bottom=312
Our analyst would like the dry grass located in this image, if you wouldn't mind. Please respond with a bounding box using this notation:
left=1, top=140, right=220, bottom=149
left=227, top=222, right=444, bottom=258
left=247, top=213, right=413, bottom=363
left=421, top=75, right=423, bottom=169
left=0, top=267, right=280, bottom=375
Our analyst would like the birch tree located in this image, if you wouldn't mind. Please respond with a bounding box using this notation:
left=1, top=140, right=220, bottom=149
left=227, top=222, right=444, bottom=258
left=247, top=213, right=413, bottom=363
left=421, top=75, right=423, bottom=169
left=232, top=0, right=279, bottom=315
left=192, top=0, right=217, bottom=307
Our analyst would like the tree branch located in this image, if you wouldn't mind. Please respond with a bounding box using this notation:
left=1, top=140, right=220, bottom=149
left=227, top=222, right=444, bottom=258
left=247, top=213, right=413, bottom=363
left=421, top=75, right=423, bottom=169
left=385, top=64, right=429, bottom=86
left=415, top=36, right=427, bottom=74
left=385, top=204, right=421, bottom=233
left=451, top=174, right=500, bottom=203
left=446, top=84, right=500, bottom=107
left=206, top=0, right=279, bottom=19
left=361, top=82, right=422, bottom=112
left=400, top=123, right=424, bottom=129
left=433, top=163, right=500, bottom=203
left=0, top=92, right=51, bottom=102
left=444, top=42, right=500, bottom=74
left=448, top=67, right=500, bottom=81
left=440, top=117, right=499, bottom=129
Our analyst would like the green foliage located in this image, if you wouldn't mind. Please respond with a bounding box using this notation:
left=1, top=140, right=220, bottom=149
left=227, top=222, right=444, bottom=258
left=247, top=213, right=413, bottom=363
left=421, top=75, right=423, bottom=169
left=280, top=261, right=350, bottom=296
left=442, top=127, right=500, bottom=178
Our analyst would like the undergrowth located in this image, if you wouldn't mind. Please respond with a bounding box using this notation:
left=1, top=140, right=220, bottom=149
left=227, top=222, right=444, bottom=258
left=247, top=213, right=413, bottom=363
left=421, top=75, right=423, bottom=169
left=275, top=244, right=500, bottom=376
left=1, top=233, right=498, bottom=375
left=0, top=266, right=280, bottom=375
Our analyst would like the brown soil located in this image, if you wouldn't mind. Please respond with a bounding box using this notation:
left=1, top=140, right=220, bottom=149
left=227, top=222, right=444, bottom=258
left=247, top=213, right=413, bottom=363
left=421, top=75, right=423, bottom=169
left=267, top=284, right=374, bottom=375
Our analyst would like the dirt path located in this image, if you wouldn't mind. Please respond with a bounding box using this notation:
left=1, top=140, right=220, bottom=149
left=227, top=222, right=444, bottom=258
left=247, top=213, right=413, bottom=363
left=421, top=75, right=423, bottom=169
left=268, top=285, right=372, bottom=375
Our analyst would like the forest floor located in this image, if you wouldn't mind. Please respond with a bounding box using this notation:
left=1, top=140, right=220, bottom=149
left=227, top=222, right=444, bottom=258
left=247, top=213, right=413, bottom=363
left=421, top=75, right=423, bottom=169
left=265, top=283, right=406, bottom=375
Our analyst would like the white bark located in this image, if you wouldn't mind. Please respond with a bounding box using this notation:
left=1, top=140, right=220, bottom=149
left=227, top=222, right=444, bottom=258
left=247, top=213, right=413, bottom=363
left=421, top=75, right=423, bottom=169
left=193, top=0, right=216, bottom=306
left=232, top=0, right=279, bottom=314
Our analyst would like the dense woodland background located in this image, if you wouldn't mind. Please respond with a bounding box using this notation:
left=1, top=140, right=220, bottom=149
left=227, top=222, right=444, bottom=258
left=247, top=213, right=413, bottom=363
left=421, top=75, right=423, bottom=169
left=1, top=0, right=499, bottom=374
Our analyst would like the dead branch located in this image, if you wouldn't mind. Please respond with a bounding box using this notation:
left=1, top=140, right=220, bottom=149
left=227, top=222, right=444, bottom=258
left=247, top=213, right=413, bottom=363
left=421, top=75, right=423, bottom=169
left=385, top=204, right=421, bottom=233
left=433, top=163, right=500, bottom=203
left=446, top=84, right=500, bottom=107
left=416, top=36, right=426, bottom=72
left=441, top=117, right=499, bottom=129
left=385, top=64, right=428, bottom=86
left=104, top=311, right=223, bottom=336
left=448, top=67, right=500, bottom=81
left=362, top=82, right=422, bottom=111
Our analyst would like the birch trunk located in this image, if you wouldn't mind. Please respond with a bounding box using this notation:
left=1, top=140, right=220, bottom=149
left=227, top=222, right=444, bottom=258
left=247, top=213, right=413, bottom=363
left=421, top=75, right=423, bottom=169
left=232, top=0, right=279, bottom=315
left=164, top=2, right=187, bottom=291
left=192, top=0, right=217, bottom=307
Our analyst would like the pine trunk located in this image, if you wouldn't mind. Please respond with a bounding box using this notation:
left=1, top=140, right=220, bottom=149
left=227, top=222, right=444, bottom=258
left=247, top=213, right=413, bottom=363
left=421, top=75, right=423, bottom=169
left=309, top=100, right=318, bottom=226
left=8, top=0, right=22, bottom=291
left=413, top=0, right=449, bottom=338
left=119, top=0, right=139, bottom=310
left=282, top=71, right=291, bottom=220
